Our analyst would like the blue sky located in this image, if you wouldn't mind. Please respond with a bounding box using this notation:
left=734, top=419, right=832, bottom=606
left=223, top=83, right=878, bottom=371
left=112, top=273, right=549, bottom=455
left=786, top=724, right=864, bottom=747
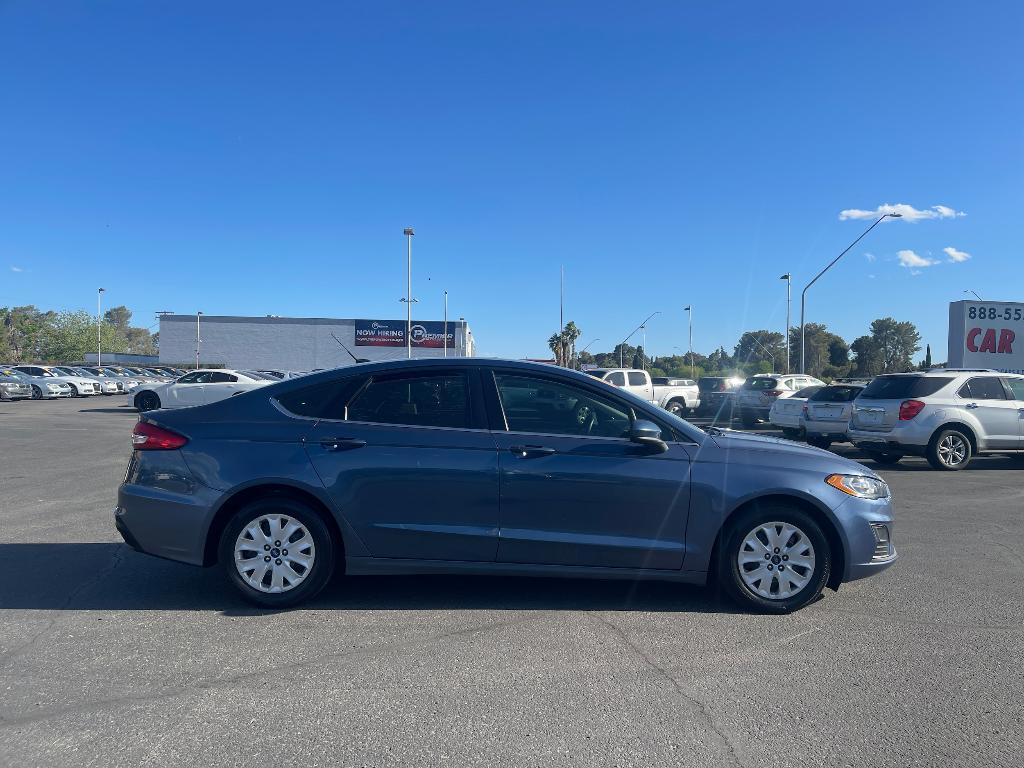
left=2, top=2, right=1021, bottom=361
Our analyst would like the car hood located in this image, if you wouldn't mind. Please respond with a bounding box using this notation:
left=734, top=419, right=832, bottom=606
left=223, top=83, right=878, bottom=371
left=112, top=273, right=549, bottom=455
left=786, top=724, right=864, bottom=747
left=708, top=429, right=879, bottom=478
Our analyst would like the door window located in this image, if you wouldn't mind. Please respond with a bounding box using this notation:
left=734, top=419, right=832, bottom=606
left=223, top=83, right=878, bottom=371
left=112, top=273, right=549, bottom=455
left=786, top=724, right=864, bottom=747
left=494, top=374, right=633, bottom=439
left=1004, top=378, right=1024, bottom=400
left=627, top=372, right=647, bottom=386
left=958, top=377, right=1007, bottom=400
left=208, top=372, right=238, bottom=383
left=606, top=372, right=626, bottom=386
left=276, top=376, right=366, bottom=419
left=347, top=372, right=469, bottom=428
left=176, top=372, right=203, bottom=384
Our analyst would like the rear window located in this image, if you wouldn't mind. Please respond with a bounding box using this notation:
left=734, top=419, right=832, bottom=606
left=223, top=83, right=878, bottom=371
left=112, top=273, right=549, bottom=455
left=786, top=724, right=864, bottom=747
left=859, top=376, right=952, bottom=399
left=651, top=377, right=669, bottom=385
left=744, top=378, right=779, bottom=390
left=793, top=385, right=823, bottom=398
left=809, top=385, right=862, bottom=403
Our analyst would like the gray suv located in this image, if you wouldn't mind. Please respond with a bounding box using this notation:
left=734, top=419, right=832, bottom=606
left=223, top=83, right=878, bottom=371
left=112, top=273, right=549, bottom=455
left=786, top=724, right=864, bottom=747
left=116, top=358, right=896, bottom=613
left=848, top=369, right=1024, bottom=470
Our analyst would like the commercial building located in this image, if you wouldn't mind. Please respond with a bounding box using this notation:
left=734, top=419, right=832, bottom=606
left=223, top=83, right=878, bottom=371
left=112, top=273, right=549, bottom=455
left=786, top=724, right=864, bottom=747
left=158, top=314, right=475, bottom=371
left=947, top=300, right=1023, bottom=374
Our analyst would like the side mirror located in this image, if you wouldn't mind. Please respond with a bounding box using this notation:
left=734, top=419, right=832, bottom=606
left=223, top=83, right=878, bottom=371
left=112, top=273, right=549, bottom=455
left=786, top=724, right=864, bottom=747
left=630, top=419, right=668, bottom=453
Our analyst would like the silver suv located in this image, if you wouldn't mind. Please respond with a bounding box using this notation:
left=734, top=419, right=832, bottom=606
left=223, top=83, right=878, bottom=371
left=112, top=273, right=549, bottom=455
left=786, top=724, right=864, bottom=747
left=848, top=369, right=1024, bottom=470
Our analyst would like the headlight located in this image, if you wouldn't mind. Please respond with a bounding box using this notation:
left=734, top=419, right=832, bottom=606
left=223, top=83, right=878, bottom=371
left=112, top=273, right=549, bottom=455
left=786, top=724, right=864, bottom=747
left=825, top=474, right=889, bottom=499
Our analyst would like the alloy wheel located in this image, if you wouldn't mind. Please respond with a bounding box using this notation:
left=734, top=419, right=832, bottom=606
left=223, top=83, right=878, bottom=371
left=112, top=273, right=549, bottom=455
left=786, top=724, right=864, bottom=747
left=234, top=514, right=316, bottom=594
left=937, top=434, right=968, bottom=467
left=736, top=521, right=816, bottom=600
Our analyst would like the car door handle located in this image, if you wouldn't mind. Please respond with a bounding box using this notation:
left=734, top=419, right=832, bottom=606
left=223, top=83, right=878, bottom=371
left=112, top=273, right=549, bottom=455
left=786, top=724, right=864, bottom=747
left=509, top=445, right=556, bottom=458
left=319, top=437, right=367, bottom=451
left=965, top=403, right=979, bottom=409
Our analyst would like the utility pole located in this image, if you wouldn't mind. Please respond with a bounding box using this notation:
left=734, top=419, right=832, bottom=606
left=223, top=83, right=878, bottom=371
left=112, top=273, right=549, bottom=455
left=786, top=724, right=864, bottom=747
left=443, top=290, right=448, bottom=358
left=801, top=212, right=901, bottom=373
left=780, top=274, right=791, bottom=372
left=684, top=305, right=693, bottom=379
left=96, top=288, right=106, bottom=366
left=195, top=311, right=203, bottom=370
left=402, top=227, right=416, bottom=359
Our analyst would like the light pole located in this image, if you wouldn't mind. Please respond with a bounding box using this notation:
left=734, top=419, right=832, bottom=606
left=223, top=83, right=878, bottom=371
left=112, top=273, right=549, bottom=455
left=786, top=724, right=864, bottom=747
left=401, top=227, right=416, bottom=359
left=96, top=288, right=106, bottom=366
left=780, top=273, right=791, bottom=372
left=749, top=335, right=776, bottom=373
left=801, top=212, right=901, bottom=373
left=195, top=311, right=203, bottom=369
left=443, top=290, right=449, bottom=358
left=619, top=311, right=660, bottom=367
left=578, top=338, right=600, bottom=369
left=963, top=289, right=983, bottom=301
left=683, top=305, right=693, bottom=379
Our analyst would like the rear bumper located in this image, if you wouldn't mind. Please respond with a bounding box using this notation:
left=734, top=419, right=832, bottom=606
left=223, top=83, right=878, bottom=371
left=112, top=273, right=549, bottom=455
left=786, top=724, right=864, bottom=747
left=848, top=428, right=927, bottom=456
left=803, top=421, right=850, bottom=440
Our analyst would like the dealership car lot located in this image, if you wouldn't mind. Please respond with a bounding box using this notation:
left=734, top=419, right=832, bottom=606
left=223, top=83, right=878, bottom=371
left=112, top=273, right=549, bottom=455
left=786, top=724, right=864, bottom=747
left=1, top=397, right=1021, bottom=767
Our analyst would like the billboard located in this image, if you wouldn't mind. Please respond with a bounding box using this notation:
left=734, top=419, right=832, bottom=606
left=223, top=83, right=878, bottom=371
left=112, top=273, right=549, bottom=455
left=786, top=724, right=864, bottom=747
left=947, top=301, right=1024, bottom=374
left=354, top=319, right=456, bottom=349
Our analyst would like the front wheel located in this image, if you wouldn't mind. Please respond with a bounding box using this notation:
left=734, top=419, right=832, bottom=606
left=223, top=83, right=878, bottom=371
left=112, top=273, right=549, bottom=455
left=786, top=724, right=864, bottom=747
left=218, top=498, right=335, bottom=608
left=135, top=391, right=161, bottom=412
left=806, top=436, right=831, bottom=450
left=68, top=384, right=80, bottom=397
left=31, top=385, right=43, bottom=400
left=927, top=429, right=972, bottom=470
left=718, top=505, right=831, bottom=614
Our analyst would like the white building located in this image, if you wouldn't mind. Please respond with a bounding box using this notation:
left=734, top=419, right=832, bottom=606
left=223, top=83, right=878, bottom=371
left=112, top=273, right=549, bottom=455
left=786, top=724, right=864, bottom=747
left=158, top=314, right=475, bottom=371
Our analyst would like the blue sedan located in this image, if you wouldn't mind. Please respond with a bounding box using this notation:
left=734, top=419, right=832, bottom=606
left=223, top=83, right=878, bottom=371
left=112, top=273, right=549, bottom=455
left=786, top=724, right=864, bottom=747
left=115, top=358, right=896, bottom=613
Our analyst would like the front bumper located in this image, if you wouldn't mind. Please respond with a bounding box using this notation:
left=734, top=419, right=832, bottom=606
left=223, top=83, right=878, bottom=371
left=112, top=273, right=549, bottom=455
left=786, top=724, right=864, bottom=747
left=833, top=494, right=898, bottom=582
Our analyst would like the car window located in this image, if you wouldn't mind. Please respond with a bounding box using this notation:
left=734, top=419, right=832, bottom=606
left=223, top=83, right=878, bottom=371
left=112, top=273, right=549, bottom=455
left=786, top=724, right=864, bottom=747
left=1004, top=378, right=1024, bottom=400
left=793, top=385, right=823, bottom=398
left=176, top=372, right=202, bottom=384
left=627, top=371, right=647, bottom=386
left=860, top=376, right=952, bottom=399
left=494, top=373, right=633, bottom=439
left=208, top=372, right=238, bottom=383
left=810, top=385, right=862, bottom=402
left=745, top=378, right=779, bottom=390
left=651, top=377, right=669, bottom=385
left=958, top=377, right=1008, bottom=401
left=346, top=372, right=468, bottom=428
left=606, top=372, right=626, bottom=386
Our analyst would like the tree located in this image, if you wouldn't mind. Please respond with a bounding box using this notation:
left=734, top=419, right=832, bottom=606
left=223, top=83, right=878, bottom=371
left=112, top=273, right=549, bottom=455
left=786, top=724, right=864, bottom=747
left=734, top=330, right=785, bottom=372
left=851, top=335, right=882, bottom=377
left=870, top=317, right=921, bottom=373
left=547, top=321, right=581, bottom=368
left=103, top=305, right=132, bottom=331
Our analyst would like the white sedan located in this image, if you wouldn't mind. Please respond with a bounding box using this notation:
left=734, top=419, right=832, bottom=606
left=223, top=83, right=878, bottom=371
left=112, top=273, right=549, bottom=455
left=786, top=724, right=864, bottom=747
left=768, top=384, right=825, bottom=439
left=13, top=365, right=101, bottom=397
left=133, top=369, right=275, bottom=411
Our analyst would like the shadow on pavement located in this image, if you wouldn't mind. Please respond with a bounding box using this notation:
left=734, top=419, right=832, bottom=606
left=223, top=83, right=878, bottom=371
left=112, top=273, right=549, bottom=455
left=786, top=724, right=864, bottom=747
left=0, top=543, right=737, bottom=615
left=78, top=407, right=135, bottom=414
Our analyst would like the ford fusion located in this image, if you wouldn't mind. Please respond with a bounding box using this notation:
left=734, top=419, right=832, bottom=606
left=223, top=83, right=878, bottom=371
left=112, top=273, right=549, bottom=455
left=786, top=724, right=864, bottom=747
left=116, top=359, right=896, bottom=612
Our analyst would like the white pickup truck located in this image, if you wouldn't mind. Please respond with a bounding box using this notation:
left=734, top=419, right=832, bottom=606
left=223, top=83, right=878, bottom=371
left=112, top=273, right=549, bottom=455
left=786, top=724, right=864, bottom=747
left=584, top=368, right=700, bottom=416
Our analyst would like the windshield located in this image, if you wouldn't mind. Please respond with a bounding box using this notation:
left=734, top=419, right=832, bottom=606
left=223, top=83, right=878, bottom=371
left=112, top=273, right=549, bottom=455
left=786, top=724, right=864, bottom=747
left=744, top=378, right=779, bottom=390
left=859, top=376, right=952, bottom=399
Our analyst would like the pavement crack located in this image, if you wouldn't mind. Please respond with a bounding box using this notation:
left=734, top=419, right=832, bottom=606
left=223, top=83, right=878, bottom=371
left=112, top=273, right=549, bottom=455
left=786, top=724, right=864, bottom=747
left=589, top=613, right=749, bottom=768
left=0, top=544, right=127, bottom=669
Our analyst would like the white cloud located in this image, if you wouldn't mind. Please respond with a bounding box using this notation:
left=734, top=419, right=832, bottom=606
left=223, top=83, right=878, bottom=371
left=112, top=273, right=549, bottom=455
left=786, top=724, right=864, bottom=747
left=10, top=265, right=24, bottom=272
left=838, top=203, right=966, bottom=222
left=944, top=246, right=971, bottom=263
left=898, top=249, right=939, bottom=269
left=864, top=252, right=876, bottom=262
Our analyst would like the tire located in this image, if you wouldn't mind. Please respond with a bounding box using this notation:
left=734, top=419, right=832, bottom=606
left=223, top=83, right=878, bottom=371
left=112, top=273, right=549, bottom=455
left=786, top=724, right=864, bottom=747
left=666, top=399, right=687, bottom=417
left=927, top=428, right=972, bottom=471
left=68, top=384, right=80, bottom=397
left=741, top=411, right=757, bottom=428
left=806, top=436, right=831, bottom=450
left=135, top=391, right=161, bottom=412
left=31, top=385, right=42, bottom=400
left=864, top=450, right=902, bottom=466
left=718, top=504, right=832, bottom=614
left=781, top=427, right=803, bottom=440
left=218, top=497, right=335, bottom=608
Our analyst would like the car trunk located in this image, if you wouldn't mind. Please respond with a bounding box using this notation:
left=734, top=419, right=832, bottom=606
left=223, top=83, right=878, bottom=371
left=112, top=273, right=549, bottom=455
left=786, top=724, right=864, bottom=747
left=851, top=400, right=902, bottom=431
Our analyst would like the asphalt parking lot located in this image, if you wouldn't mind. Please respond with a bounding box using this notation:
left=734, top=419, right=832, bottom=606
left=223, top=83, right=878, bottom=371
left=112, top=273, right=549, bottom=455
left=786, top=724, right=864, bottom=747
left=1, top=397, right=1021, bottom=767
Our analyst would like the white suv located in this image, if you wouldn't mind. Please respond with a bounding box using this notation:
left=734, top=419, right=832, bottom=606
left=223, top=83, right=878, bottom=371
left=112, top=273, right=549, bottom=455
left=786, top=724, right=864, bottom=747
left=848, top=369, right=1024, bottom=470
left=737, top=373, right=825, bottom=427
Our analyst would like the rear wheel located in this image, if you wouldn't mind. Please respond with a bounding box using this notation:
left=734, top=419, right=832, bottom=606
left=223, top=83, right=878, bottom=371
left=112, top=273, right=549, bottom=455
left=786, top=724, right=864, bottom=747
left=807, top=436, right=831, bottom=450
left=666, top=399, right=687, bottom=417
left=718, top=504, right=831, bottom=614
left=927, top=428, right=972, bottom=470
left=135, top=391, right=160, bottom=412
left=218, top=498, right=335, bottom=608
left=31, top=385, right=42, bottom=400
left=741, top=411, right=757, bottom=428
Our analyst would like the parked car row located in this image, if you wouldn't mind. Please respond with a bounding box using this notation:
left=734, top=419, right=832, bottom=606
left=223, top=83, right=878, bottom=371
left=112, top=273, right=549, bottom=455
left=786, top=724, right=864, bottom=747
left=763, top=369, right=1024, bottom=471
left=0, top=364, right=189, bottom=401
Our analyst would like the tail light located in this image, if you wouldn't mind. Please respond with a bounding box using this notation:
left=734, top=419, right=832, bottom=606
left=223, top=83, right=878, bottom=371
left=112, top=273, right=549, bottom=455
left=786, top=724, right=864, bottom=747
left=132, top=421, right=188, bottom=450
left=898, top=399, right=926, bottom=421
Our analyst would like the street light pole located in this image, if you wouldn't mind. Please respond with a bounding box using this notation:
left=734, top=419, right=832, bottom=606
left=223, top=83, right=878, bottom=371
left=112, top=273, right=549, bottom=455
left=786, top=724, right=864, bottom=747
left=195, top=311, right=203, bottom=370
left=750, top=335, right=776, bottom=373
left=780, top=274, right=791, bottom=373
left=619, top=311, right=660, bottom=367
left=97, top=288, right=105, bottom=367
left=402, top=228, right=415, bottom=359
left=963, top=289, right=983, bottom=301
left=684, top=305, right=693, bottom=379
left=801, top=212, right=901, bottom=373
left=443, top=290, right=448, bottom=358
left=578, top=338, right=600, bottom=370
